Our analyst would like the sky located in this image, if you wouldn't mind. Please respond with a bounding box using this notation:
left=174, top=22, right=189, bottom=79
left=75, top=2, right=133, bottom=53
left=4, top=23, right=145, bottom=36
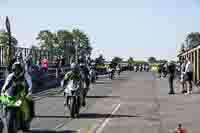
left=0, top=0, right=200, bottom=61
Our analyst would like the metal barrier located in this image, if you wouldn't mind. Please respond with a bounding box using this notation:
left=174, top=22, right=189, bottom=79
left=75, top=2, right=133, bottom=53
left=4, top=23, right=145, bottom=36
left=0, top=66, right=7, bottom=80
left=0, top=46, right=72, bottom=66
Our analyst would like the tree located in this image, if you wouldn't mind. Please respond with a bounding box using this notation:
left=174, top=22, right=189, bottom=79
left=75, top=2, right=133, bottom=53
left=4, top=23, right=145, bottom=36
left=111, top=57, right=123, bottom=67
left=72, top=29, right=92, bottom=57
left=31, top=45, right=39, bottom=49
left=148, top=57, right=157, bottom=63
left=95, top=54, right=105, bottom=65
left=0, top=30, right=18, bottom=47
left=134, top=60, right=147, bottom=64
left=127, top=57, right=134, bottom=65
left=36, top=30, right=55, bottom=49
left=186, top=32, right=200, bottom=48
left=156, top=59, right=167, bottom=64
left=180, top=43, right=185, bottom=53
left=55, top=30, right=73, bottom=48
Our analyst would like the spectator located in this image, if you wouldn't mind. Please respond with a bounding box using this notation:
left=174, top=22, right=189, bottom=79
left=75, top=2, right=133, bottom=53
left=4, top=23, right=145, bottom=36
left=60, top=56, right=65, bottom=73
left=158, top=64, right=162, bottom=78
left=184, top=57, right=193, bottom=95
left=167, top=61, right=176, bottom=95
left=55, top=56, right=60, bottom=78
left=162, top=63, right=168, bottom=77
left=180, top=59, right=187, bottom=93
left=175, top=123, right=187, bottom=133
left=26, top=54, right=32, bottom=74
left=36, top=57, right=42, bottom=71
left=41, top=57, right=49, bottom=73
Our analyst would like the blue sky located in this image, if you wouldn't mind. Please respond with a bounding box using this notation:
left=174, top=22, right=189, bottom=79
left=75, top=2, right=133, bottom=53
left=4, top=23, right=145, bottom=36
left=0, top=0, right=200, bottom=61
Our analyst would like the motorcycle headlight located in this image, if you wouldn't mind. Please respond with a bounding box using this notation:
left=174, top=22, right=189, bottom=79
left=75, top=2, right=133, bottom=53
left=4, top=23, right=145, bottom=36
left=15, top=100, right=22, bottom=106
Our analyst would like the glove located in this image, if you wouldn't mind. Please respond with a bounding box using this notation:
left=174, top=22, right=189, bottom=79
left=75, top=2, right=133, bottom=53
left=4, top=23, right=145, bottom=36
left=27, top=89, right=32, bottom=96
left=60, top=80, right=64, bottom=88
left=1, top=89, right=6, bottom=95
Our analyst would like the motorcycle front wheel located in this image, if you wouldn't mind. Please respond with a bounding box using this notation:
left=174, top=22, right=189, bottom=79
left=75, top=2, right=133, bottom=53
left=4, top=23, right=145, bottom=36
left=69, top=97, right=76, bottom=118
left=21, top=112, right=30, bottom=132
left=6, top=109, right=18, bottom=133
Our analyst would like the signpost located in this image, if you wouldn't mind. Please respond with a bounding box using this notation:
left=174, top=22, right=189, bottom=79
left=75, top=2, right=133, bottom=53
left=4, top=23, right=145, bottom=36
left=5, top=16, right=12, bottom=65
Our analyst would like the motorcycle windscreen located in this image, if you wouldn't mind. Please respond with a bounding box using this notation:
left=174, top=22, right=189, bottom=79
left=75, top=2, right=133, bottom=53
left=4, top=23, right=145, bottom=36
left=68, top=80, right=80, bottom=90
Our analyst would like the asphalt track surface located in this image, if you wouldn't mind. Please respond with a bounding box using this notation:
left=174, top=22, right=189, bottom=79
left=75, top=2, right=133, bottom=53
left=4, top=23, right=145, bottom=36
left=6, top=71, right=200, bottom=133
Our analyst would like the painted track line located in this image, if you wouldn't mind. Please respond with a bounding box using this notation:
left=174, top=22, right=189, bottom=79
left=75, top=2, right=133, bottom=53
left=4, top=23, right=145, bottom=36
left=93, top=103, right=120, bottom=133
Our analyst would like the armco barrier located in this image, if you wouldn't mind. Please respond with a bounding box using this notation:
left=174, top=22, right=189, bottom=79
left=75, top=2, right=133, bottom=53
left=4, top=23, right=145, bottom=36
left=0, top=66, right=70, bottom=93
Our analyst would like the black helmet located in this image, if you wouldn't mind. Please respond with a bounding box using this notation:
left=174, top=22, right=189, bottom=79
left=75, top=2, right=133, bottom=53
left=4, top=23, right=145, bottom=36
left=12, top=62, right=23, bottom=76
left=71, top=63, right=79, bottom=72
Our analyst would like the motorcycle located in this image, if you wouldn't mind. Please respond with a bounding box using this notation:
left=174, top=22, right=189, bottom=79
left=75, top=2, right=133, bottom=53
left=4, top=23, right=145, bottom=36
left=116, top=68, right=120, bottom=77
left=89, top=69, right=96, bottom=83
left=0, top=85, right=32, bottom=133
left=110, top=69, right=115, bottom=79
left=64, top=80, right=83, bottom=118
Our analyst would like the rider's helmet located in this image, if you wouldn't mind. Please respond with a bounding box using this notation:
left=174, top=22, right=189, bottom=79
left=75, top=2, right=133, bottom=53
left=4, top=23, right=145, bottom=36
left=79, top=62, right=85, bottom=69
left=16, top=52, right=23, bottom=62
left=78, top=56, right=85, bottom=63
left=91, top=62, right=95, bottom=69
left=12, top=62, right=23, bottom=76
left=71, top=63, right=79, bottom=73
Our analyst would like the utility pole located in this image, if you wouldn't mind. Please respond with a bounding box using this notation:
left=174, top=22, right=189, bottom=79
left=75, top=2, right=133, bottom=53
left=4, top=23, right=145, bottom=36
left=75, top=40, right=78, bottom=64
left=5, top=16, right=12, bottom=65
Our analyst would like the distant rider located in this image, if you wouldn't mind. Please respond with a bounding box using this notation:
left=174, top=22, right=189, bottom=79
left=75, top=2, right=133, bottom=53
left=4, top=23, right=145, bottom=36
left=63, top=63, right=86, bottom=106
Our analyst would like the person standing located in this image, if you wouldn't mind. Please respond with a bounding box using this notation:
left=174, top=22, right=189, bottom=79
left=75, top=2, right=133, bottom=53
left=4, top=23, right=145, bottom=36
left=167, top=61, right=176, bottom=94
left=180, top=59, right=187, bottom=93
left=36, top=57, right=42, bottom=71
left=41, top=57, right=49, bottom=73
left=184, top=57, right=193, bottom=95
left=158, top=64, right=162, bottom=78
left=60, top=56, right=65, bottom=73
left=55, top=56, right=60, bottom=78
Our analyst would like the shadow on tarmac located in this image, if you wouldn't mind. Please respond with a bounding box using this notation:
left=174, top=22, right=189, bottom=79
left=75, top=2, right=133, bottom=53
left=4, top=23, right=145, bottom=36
left=86, top=96, right=120, bottom=99
left=78, top=113, right=140, bottom=119
left=95, top=81, right=111, bottom=85
left=35, top=113, right=139, bottom=120
left=45, top=95, right=64, bottom=98
left=45, top=95, right=120, bottom=99
left=113, top=78, right=127, bottom=81
left=27, top=130, right=77, bottom=133
left=35, top=115, right=70, bottom=118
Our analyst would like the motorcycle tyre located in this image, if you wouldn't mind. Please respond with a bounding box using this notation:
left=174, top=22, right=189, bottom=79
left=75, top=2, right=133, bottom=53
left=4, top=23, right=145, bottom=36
left=7, top=109, right=18, bottom=133
left=69, top=97, right=76, bottom=118
left=21, top=112, right=30, bottom=132
left=75, top=96, right=81, bottom=118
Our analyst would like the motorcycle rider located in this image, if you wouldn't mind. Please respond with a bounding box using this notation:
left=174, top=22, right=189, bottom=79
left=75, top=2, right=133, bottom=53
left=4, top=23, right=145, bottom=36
left=1, top=61, right=33, bottom=119
left=63, top=63, right=86, bottom=107
left=8, top=52, right=23, bottom=74
left=78, top=57, right=90, bottom=97
left=116, top=64, right=121, bottom=76
left=109, top=65, right=115, bottom=79
left=90, top=62, right=97, bottom=82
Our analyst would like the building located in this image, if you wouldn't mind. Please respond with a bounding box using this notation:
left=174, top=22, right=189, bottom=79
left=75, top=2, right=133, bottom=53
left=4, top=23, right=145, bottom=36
left=177, top=44, right=200, bottom=82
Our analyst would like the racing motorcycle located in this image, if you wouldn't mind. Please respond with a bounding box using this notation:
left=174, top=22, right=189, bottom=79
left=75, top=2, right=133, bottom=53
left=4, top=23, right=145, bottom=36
left=89, top=68, right=97, bottom=83
left=64, top=80, right=83, bottom=118
left=0, top=85, right=32, bottom=133
left=110, top=69, right=115, bottom=79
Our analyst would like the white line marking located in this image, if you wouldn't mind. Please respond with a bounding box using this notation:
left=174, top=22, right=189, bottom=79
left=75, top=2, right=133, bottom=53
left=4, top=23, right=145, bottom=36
left=95, top=103, right=121, bottom=133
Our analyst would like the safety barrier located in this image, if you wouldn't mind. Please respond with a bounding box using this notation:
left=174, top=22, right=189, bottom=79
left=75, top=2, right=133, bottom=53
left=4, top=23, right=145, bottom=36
left=0, top=46, right=72, bottom=66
